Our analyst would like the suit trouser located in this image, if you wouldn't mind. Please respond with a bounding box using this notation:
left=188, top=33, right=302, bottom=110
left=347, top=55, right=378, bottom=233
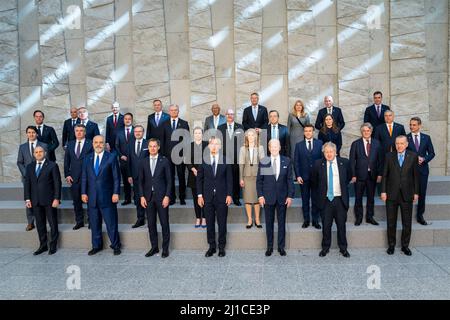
left=231, top=164, right=241, bottom=201
left=321, top=197, right=348, bottom=251
left=169, top=161, right=186, bottom=201
left=264, top=201, right=287, bottom=250
left=119, top=160, right=132, bottom=201
left=132, top=179, right=146, bottom=221
left=88, top=205, right=121, bottom=250
left=300, top=180, right=320, bottom=223
left=70, top=182, right=85, bottom=224
left=354, top=177, right=376, bottom=219
left=34, top=205, right=58, bottom=249
left=386, top=194, right=412, bottom=248
left=191, top=187, right=204, bottom=219
left=417, top=173, right=429, bottom=218
left=146, top=195, right=170, bottom=251
left=205, top=195, right=228, bottom=250
left=22, top=181, right=35, bottom=224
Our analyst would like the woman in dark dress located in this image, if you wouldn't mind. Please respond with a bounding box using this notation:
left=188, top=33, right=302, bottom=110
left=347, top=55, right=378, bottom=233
left=318, top=114, right=342, bottom=156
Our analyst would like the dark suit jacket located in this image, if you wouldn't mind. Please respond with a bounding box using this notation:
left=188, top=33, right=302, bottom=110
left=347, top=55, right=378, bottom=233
left=137, top=155, right=172, bottom=202
left=186, top=141, right=208, bottom=189
left=64, top=139, right=93, bottom=183
left=84, top=120, right=100, bottom=141
left=196, top=155, right=233, bottom=203
left=256, top=156, right=295, bottom=205
left=267, top=124, right=289, bottom=157
left=81, top=151, right=121, bottom=208
left=62, top=118, right=79, bottom=147
left=128, top=139, right=149, bottom=180
left=115, top=128, right=134, bottom=159
left=318, top=128, right=342, bottom=155
left=163, top=118, right=190, bottom=159
left=146, top=112, right=170, bottom=145
left=311, top=157, right=352, bottom=210
left=293, top=139, right=323, bottom=181
left=363, top=104, right=390, bottom=131
left=242, top=105, right=269, bottom=131
left=36, top=124, right=59, bottom=161
left=374, top=122, right=406, bottom=154
left=17, top=141, right=48, bottom=178
left=314, top=106, right=345, bottom=131
left=218, top=122, right=245, bottom=163
left=24, top=160, right=61, bottom=206
left=204, top=114, right=226, bottom=131
left=349, top=138, right=383, bottom=181
left=407, top=133, right=435, bottom=176
left=105, top=113, right=124, bottom=149
left=381, top=150, right=420, bottom=202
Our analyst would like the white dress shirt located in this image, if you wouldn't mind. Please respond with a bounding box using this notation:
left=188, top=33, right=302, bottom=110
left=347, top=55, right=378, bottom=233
left=327, top=107, right=333, bottom=115
left=94, top=151, right=104, bottom=166
left=363, top=138, right=371, bottom=157
left=170, top=117, right=178, bottom=129
left=213, top=115, right=220, bottom=129
left=35, top=158, right=46, bottom=172
left=413, top=132, right=421, bottom=145
left=305, top=138, right=313, bottom=150
left=271, top=155, right=280, bottom=180
left=29, top=140, right=37, bottom=156
left=75, top=138, right=86, bottom=154
left=327, top=158, right=341, bottom=197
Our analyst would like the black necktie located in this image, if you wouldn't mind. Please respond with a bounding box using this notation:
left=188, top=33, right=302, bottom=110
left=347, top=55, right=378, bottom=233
left=172, top=119, right=176, bottom=131
left=30, top=142, right=35, bottom=156
left=136, top=141, right=141, bottom=155
left=308, top=140, right=312, bottom=152
left=212, top=156, right=216, bottom=177
left=72, top=120, right=76, bottom=127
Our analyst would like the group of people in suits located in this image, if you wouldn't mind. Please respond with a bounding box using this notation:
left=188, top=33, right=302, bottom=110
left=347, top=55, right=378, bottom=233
left=16, top=89, right=435, bottom=258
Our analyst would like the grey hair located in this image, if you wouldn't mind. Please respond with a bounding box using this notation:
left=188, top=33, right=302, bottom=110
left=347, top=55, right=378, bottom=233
left=384, top=110, right=394, bottom=116
left=395, top=135, right=408, bottom=143
left=360, top=122, right=373, bottom=132
left=322, top=141, right=337, bottom=153
left=168, top=104, right=179, bottom=111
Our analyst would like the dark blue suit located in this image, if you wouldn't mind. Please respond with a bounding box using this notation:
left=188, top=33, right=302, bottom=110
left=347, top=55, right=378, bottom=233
left=105, top=113, right=124, bottom=151
left=267, top=124, right=289, bottom=157
left=314, top=106, right=345, bottom=131
left=146, top=112, right=170, bottom=147
left=62, top=118, right=79, bottom=147
left=256, top=156, right=295, bottom=250
left=374, top=122, right=406, bottom=166
left=138, top=155, right=172, bottom=251
left=83, top=120, right=100, bottom=141
left=197, top=155, right=233, bottom=250
left=318, top=128, right=342, bottom=155
left=407, top=132, right=435, bottom=219
left=128, top=139, right=148, bottom=221
left=294, top=139, right=323, bottom=223
left=115, top=128, right=134, bottom=202
left=242, top=105, right=269, bottom=131
left=81, top=151, right=121, bottom=250
left=36, top=124, right=59, bottom=161
left=363, top=104, right=390, bottom=136
left=311, top=157, right=351, bottom=251
left=349, top=138, right=383, bottom=220
left=64, top=139, right=93, bottom=224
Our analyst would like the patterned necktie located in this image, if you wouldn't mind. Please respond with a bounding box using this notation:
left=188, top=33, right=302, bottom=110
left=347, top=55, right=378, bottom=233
left=76, top=141, right=81, bottom=158
left=94, top=155, right=100, bottom=176
left=399, top=153, right=404, bottom=167
left=35, top=162, right=42, bottom=177
left=327, top=161, right=334, bottom=201
left=414, top=135, right=420, bottom=151
left=366, top=139, right=371, bottom=157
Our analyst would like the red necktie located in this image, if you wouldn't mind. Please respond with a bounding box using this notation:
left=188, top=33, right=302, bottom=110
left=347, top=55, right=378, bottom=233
left=366, top=140, right=371, bottom=157
left=113, top=115, right=117, bottom=127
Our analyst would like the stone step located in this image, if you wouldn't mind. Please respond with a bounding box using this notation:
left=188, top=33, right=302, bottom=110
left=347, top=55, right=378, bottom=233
left=2, top=176, right=450, bottom=201
left=0, top=196, right=449, bottom=224
left=1, top=221, right=449, bottom=250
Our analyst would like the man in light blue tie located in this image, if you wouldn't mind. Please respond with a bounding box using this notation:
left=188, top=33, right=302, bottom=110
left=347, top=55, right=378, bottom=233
left=311, top=142, right=352, bottom=258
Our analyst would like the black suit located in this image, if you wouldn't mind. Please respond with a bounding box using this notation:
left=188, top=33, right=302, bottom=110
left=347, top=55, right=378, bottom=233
left=138, top=155, right=172, bottom=251
left=128, top=139, right=148, bottom=221
left=24, top=160, right=62, bottom=250
left=105, top=113, right=124, bottom=152
left=349, top=138, right=383, bottom=220
left=312, top=157, right=351, bottom=251
left=314, top=106, right=345, bottom=131
left=363, top=104, right=390, bottom=136
left=62, top=118, right=79, bottom=147
left=381, top=151, right=419, bottom=248
left=163, top=118, right=190, bottom=202
left=36, top=124, right=59, bottom=161
left=186, top=141, right=208, bottom=219
left=64, top=139, right=93, bottom=224
left=218, top=122, right=244, bottom=202
left=82, top=120, right=100, bottom=141
left=197, top=155, right=233, bottom=250
left=374, top=122, right=406, bottom=166
left=242, top=105, right=269, bottom=131
left=115, top=128, right=134, bottom=202
left=267, top=123, right=289, bottom=157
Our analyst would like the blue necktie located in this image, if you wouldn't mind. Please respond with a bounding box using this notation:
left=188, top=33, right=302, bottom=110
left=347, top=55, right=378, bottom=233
left=399, top=153, right=404, bottom=167
left=252, top=107, right=257, bottom=120
left=327, top=161, right=334, bottom=201
left=35, top=162, right=42, bottom=177
left=94, top=155, right=100, bottom=176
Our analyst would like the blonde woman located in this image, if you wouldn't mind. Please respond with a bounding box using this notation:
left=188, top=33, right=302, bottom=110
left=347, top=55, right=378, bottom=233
left=287, top=100, right=311, bottom=160
left=239, top=129, right=265, bottom=228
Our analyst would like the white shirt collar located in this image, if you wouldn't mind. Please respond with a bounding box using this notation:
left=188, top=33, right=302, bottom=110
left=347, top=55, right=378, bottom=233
left=36, top=159, right=45, bottom=165
left=227, top=122, right=234, bottom=128
left=95, top=151, right=104, bottom=159
left=150, top=154, right=158, bottom=160
left=76, top=138, right=85, bottom=143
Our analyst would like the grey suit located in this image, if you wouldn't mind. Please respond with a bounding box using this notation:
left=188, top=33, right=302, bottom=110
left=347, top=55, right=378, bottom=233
left=204, top=114, right=226, bottom=132
left=17, top=140, right=48, bottom=224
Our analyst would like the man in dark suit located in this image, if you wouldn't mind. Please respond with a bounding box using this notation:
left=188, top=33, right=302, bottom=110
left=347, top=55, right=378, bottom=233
left=267, top=110, right=289, bottom=156
left=115, top=112, right=134, bottom=206
left=138, top=138, right=172, bottom=258
left=349, top=123, right=383, bottom=226
left=105, top=101, right=124, bottom=152
left=314, top=96, right=345, bottom=131
left=294, top=124, right=323, bottom=229
left=242, top=92, right=268, bottom=132
left=312, top=142, right=352, bottom=258
left=163, top=104, right=190, bottom=205
left=407, top=117, right=435, bottom=225
left=257, top=139, right=295, bottom=257
left=381, top=136, right=419, bottom=256
left=62, top=107, right=79, bottom=148
left=33, top=110, right=59, bottom=162
left=218, top=109, right=244, bottom=206
left=17, top=126, right=48, bottom=231
left=64, top=124, right=93, bottom=230
left=374, top=110, right=406, bottom=161
left=146, top=99, right=170, bottom=148
left=363, top=91, right=390, bottom=136
left=204, top=103, right=226, bottom=133
left=24, top=146, right=61, bottom=255
left=197, top=137, right=233, bottom=258
left=81, top=135, right=122, bottom=256
left=127, top=125, right=148, bottom=228
left=78, top=107, right=100, bottom=140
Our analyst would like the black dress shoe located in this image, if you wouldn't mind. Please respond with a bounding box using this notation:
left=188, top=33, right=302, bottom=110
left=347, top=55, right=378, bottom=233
left=162, top=250, right=169, bottom=258
left=88, top=248, right=102, bottom=256
left=366, top=217, right=379, bottom=226
left=48, top=248, right=57, bottom=255
left=233, top=200, right=241, bottom=206
left=340, top=249, right=350, bottom=258
left=33, top=246, right=48, bottom=256
left=113, top=248, right=121, bottom=256
left=319, top=249, right=329, bottom=257
left=278, top=249, right=287, bottom=256
left=121, top=200, right=131, bottom=206
left=312, top=222, right=322, bottom=230
left=180, top=199, right=186, bottom=205
left=132, top=220, right=145, bottom=228
left=205, top=248, right=216, bottom=257
left=218, top=249, right=226, bottom=257
left=302, top=221, right=310, bottom=228
left=386, top=247, right=395, bottom=255
left=354, top=218, right=362, bottom=226
left=265, top=248, right=273, bottom=256
left=145, top=247, right=159, bottom=257
left=73, top=223, right=84, bottom=230
left=417, top=217, right=428, bottom=225
left=401, top=247, right=412, bottom=256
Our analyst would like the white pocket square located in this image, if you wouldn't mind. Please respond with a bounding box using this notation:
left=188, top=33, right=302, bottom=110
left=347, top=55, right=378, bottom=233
left=283, top=166, right=287, bottom=168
